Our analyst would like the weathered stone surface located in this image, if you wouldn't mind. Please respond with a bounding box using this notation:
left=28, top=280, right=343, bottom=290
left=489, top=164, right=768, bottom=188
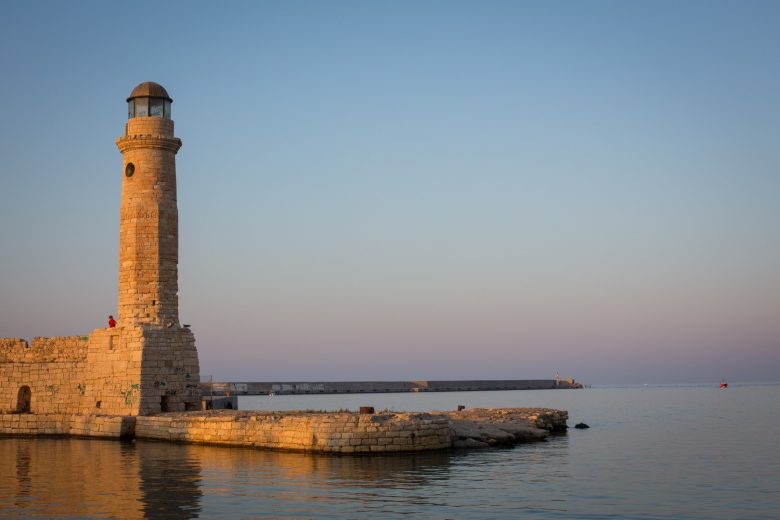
left=0, top=413, right=133, bottom=438
left=0, top=325, right=199, bottom=415
left=449, top=419, right=516, bottom=445
left=0, top=406, right=568, bottom=454
left=436, top=407, right=566, bottom=447
left=116, top=116, right=181, bottom=329
left=135, top=410, right=452, bottom=453
left=494, top=421, right=549, bottom=442
left=453, top=437, right=490, bottom=449
left=440, top=407, right=568, bottom=432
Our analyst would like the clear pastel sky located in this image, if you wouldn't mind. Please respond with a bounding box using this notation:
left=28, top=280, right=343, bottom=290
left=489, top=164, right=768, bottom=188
left=1, top=1, right=778, bottom=385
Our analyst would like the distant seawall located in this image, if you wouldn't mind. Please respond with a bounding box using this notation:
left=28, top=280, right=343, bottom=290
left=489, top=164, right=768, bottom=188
left=202, top=379, right=583, bottom=396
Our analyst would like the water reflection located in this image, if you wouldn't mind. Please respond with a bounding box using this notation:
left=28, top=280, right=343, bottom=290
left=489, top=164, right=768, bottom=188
left=0, top=438, right=202, bottom=519
left=0, top=434, right=578, bottom=519
left=187, top=446, right=460, bottom=517
left=0, top=430, right=578, bottom=518
left=138, top=442, right=202, bottom=519
left=13, top=439, right=31, bottom=506
left=0, top=437, right=464, bottom=518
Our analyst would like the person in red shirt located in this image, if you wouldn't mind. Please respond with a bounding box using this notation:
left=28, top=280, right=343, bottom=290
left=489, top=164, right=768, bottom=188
left=108, top=315, right=116, bottom=328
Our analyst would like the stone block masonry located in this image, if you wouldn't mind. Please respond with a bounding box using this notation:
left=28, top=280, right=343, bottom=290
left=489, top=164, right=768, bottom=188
left=0, top=408, right=568, bottom=454
left=0, top=327, right=199, bottom=415
left=136, top=326, right=200, bottom=414
left=0, top=334, right=96, bottom=415
left=136, top=411, right=453, bottom=453
left=0, top=411, right=451, bottom=453
left=0, top=337, right=88, bottom=363
left=116, top=116, right=181, bottom=329
left=0, top=414, right=135, bottom=438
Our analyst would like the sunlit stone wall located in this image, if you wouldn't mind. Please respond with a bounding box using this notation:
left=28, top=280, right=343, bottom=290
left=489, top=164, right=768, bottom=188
left=0, top=330, right=146, bottom=415
left=0, top=413, right=134, bottom=437
left=0, top=327, right=199, bottom=415
left=135, top=411, right=453, bottom=453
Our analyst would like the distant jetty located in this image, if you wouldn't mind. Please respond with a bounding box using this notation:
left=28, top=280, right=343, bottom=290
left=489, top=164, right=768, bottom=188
left=202, top=378, right=584, bottom=397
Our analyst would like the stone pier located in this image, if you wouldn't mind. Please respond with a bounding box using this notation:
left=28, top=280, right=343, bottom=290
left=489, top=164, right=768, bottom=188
left=0, top=407, right=567, bottom=453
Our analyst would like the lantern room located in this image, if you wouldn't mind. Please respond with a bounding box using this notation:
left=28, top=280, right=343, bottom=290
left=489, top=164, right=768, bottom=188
left=126, top=81, right=172, bottom=119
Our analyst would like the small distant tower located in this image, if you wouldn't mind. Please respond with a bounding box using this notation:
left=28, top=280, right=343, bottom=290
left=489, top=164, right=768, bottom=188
left=113, top=82, right=200, bottom=414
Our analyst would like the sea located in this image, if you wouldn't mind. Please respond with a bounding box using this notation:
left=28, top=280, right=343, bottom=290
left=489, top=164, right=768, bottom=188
left=1, top=383, right=778, bottom=519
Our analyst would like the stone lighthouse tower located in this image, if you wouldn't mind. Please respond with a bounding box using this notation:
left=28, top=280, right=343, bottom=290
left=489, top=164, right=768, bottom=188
left=113, top=82, right=200, bottom=414
left=0, top=83, right=200, bottom=417
left=117, top=82, right=180, bottom=327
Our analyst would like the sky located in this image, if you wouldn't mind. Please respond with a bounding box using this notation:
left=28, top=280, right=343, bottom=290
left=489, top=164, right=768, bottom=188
left=0, top=1, right=778, bottom=385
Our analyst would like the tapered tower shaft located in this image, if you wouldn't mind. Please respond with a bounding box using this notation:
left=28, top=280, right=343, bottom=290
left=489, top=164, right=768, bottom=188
left=115, top=84, right=182, bottom=328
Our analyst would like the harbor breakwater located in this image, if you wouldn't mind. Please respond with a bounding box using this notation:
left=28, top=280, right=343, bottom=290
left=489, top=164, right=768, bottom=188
left=204, top=379, right=583, bottom=396
left=0, top=407, right=568, bottom=453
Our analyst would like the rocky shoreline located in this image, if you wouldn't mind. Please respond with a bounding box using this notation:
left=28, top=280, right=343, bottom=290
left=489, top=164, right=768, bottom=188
left=441, top=408, right=568, bottom=448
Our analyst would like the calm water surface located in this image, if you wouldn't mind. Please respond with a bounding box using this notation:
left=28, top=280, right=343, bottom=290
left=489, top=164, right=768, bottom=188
left=1, top=383, right=778, bottom=519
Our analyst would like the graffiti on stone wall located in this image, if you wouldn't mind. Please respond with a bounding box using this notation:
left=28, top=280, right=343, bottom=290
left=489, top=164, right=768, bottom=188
left=272, top=383, right=325, bottom=393
left=124, top=383, right=139, bottom=405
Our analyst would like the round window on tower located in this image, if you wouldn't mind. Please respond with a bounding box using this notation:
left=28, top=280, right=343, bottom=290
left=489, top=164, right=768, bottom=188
left=125, top=163, right=135, bottom=177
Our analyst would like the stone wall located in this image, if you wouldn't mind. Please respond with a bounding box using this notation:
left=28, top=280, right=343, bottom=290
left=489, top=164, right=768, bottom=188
left=424, top=379, right=559, bottom=391
left=0, top=413, right=134, bottom=438
left=0, top=411, right=452, bottom=454
left=137, top=326, right=201, bottom=414
left=135, top=411, right=452, bottom=453
left=205, top=379, right=574, bottom=396
left=85, top=327, right=142, bottom=414
left=0, top=337, right=90, bottom=414
left=0, top=408, right=569, bottom=454
left=0, top=326, right=200, bottom=416
left=0, top=329, right=141, bottom=415
left=0, top=337, right=88, bottom=363
left=0, top=432, right=148, bottom=519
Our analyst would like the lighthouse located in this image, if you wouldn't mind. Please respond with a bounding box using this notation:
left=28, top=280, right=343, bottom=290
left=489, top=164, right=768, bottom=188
left=114, top=82, right=201, bottom=413
left=0, top=83, right=201, bottom=417
left=116, top=82, right=182, bottom=327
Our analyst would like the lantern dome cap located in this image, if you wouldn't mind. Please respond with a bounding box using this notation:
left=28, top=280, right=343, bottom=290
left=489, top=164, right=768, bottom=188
left=127, top=82, right=172, bottom=102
